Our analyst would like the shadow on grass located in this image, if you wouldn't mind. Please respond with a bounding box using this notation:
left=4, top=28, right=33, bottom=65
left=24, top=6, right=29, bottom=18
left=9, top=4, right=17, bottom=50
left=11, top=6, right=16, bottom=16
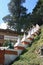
left=21, top=49, right=28, bottom=55
left=28, top=63, right=40, bottom=65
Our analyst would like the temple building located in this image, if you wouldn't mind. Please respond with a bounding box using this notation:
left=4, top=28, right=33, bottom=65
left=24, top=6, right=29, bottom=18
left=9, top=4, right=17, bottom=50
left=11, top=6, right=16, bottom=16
left=0, top=29, right=23, bottom=46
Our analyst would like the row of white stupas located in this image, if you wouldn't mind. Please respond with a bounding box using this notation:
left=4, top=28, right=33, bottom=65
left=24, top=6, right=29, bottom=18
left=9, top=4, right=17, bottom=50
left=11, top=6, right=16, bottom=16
left=0, top=24, right=40, bottom=65
left=14, top=24, right=40, bottom=55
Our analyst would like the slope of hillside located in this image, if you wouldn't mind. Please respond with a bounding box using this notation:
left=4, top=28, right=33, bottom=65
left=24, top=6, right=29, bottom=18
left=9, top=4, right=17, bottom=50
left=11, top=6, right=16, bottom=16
left=12, top=25, right=43, bottom=65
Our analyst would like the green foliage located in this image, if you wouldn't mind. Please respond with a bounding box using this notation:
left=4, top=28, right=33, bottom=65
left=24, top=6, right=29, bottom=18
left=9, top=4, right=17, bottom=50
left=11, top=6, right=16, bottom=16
left=3, top=40, right=10, bottom=46
left=3, top=0, right=28, bottom=32
left=3, top=40, right=14, bottom=49
left=8, top=41, right=14, bottom=49
left=32, top=0, right=43, bottom=25
left=25, top=0, right=43, bottom=26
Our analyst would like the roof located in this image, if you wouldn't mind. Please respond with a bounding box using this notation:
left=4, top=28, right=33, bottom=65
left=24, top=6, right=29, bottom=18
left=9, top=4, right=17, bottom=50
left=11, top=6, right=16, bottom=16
left=0, top=29, right=24, bottom=35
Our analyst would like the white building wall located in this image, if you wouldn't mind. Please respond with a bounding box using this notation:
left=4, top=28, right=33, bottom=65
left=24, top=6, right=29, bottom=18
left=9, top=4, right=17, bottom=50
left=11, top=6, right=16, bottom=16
left=4, top=35, right=18, bottom=41
left=4, top=54, right=18, bottom=65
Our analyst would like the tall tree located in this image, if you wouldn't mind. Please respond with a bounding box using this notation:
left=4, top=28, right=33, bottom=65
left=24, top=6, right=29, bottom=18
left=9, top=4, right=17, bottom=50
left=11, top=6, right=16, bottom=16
left=32, top=0, right=43, bottom=25
left=3, top=0, right=27, bottom=32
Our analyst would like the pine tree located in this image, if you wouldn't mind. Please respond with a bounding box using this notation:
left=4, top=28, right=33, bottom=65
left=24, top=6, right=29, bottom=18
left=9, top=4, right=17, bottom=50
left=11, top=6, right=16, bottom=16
left=3, top=0, right=27, bottom=32
left=32, top=0, right=43, bottom=25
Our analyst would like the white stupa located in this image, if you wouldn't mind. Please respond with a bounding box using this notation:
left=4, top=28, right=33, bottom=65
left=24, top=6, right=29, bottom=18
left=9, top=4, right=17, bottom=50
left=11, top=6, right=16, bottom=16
left=14, top=36, right=22, bottom=47
left=21, top=33, right=31, bottom=48
left=26, top=29, right=34, bottom=42
left=36, top=24, right=40, bottom=31
left=31, top=26, right=37, bottom=35
left=14, top=36, right=25, bottom=55
left=27, top=30, right=31, bottom=38
left=21, top=33, right=26, bottom=42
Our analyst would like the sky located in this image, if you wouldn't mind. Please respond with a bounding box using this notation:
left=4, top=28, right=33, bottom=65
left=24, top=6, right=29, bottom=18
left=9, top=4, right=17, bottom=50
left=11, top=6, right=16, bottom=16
left=0, top=0, right=38, bottom=29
